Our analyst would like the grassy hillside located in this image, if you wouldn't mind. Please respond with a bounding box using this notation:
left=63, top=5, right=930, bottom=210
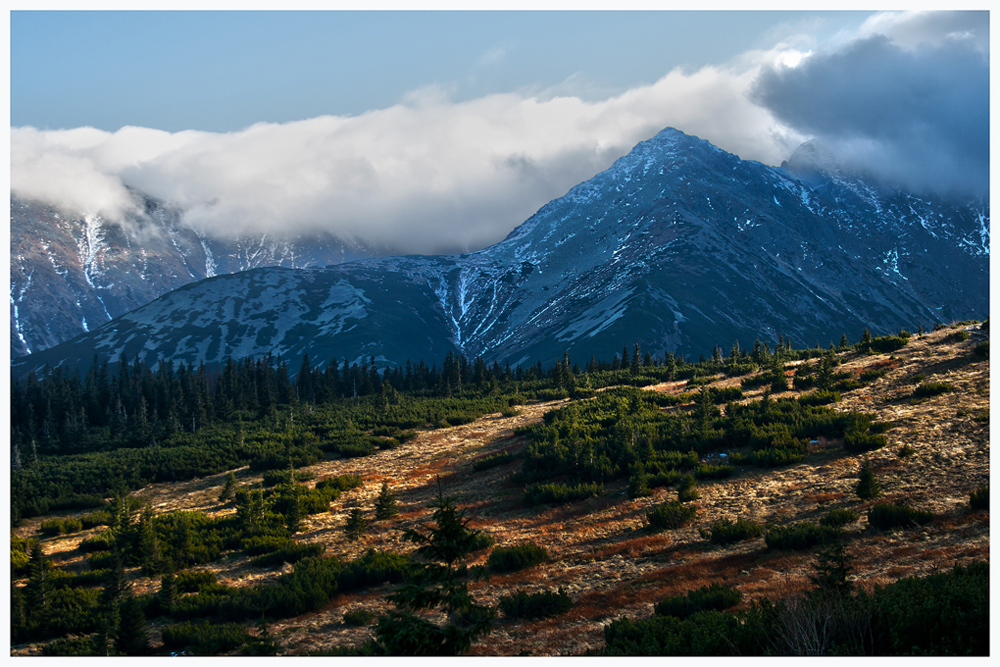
left=10, top=322, right=989, bottom=656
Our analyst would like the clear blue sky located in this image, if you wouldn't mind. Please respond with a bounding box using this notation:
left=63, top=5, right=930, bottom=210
left=11, top=10, right=873, bottom=132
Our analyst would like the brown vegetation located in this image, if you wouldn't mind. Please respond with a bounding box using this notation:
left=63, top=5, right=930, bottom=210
left=13, top=325, right=988, bottom=656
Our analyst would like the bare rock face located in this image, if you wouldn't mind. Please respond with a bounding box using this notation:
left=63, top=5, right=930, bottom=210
left=12, top=128, right=988, bottom=377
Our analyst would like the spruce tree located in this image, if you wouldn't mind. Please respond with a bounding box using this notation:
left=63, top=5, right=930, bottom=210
left=809, top=542, right=854, bottom=597
left=678, top=474, right=699, bottom=503
left=158, top=573, right=176, bottom=616
left=218, top=472, right=237, bottom=502
left=114, top=593, right=149, bottom=655
left=344, top=508, right=368, bottom=541
left=856, top=459, right=881, bottom=500
left=375, top=481, right=400, bottom=521
left=374, top=483, right=493, bottom=655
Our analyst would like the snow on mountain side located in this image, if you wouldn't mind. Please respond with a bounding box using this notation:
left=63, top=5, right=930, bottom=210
left=9, top=192, right=378, bottom=358
left=12, top=128, right=988, bottom=377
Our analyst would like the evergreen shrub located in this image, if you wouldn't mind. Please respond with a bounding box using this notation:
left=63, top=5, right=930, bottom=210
left=647, top=501, right=697, bottom=530
left=700, top=518, right=763, bottom=545
left=499, top=588, right=573, bottom=619
left=820, top=508, right=859, bottom=528
left=799, top=390, right=840, bottom=406
left=343, top=609, right=376, bottom=626
left=524, top=481, right=602, bottom=506
left=871, top=561, right=988, bottom=655
left=161, top=621, right=250, bottom=655
left=654, top=582, right=742, bottom=619
left=473, top=451, right=516, bottom=471
left=764, top=522, right=840, bottom=550
left=487, top=543, right=549, bottom=573
left=867, top=503, right=933, bottom=530
left=912, top=382, right=954, bottom=398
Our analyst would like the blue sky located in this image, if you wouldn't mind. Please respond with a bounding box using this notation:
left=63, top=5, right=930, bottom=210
left=9, top=10, right=990, bottom=254
left=11, top=10, right=873, bottom=132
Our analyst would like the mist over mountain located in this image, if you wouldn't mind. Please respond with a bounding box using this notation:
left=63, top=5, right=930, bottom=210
left=12, top=127, right=988, bottom=378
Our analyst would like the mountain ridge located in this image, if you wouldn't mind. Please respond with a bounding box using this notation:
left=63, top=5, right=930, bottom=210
left=11, top=127, right=989, bottom=378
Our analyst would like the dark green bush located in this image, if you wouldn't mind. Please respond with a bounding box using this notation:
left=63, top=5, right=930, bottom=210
left=799, top=390, right=840, bottom=406
left=969, top=485, right=988, bottom=511
left=692, top=464, right=733, bottom=480
left=677, top=474, right=699, bottom=502
left=603, top=609, right=767, bottom=656
left=77, top=535, right=112, bottom=553
left=655, top=582, right=742, bottom=619
left=973, top=341, right=988, bottom=357
left=912, top=382, right=954, bottom=398
left=473, top=451, right=516, bottom=471
left=858, top=336, right=908, bottom=354
left=161, top=621, right=250, bottom=655
left=251, top=542, right=325, bottom=567
left=524, top=481, right=602, bottom=506
left=871, top=561, right=988, bottom=655
left=343, top=609, right=376, bottom=626
left=39, top=517, right=84, bottom=536
left=316, top=474, right=363, bottom=492
left=337, top=441, right=375, bottom=458
left=843, top=430, right=887, bottom=454
left=499, top=588, right=573, bottom=619
left=41, top=635, right=98, bottom=656
left=820, top=508, right=859, bottom=528
left=700, top=518, right=763, bottom=545
left=175, top=570, right=219, bottom=593
left=764, top=522, right=840, bottom=550
left=487, top=543, right=549, bottom=573
left=647, top=501, right=697, bottom=530
left=867, top=503, right=933, bottom=531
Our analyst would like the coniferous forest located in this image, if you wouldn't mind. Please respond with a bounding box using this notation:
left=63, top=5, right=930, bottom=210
left=9, top=323, right=990, bottom=656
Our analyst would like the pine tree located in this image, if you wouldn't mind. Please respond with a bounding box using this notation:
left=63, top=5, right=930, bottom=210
left=855, top=459, right=881, bottom=500
left=678, top=474, right=699, bottom=503
left=218, top=472, right=237, bottom=502
left=627, top=465, right=651, bottom=499
left=344, top=507, right=368, bottom=541
left=137, top=504, right=162, bottom=575
left=809, top=542, right=854, bottom=597
left=374, top=483, right=493, bottom=655
left=158, top=573, right=176, bottom=616
left=25, top=542, right=51, bottom=619
left=114, top=593, right=149, bottom=655
left=375, top=481, right=400, bottom=521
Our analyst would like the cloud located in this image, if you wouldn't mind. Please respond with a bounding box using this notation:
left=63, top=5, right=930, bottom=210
left=752, top=14, right=989, bottom=198
left=11, top=12, right=987, bottom=255
left=11, top=55, right=799, bottom=254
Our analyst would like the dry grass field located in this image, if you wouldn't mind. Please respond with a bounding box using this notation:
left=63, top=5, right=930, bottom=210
left=12, top=324, right=989, bottom=656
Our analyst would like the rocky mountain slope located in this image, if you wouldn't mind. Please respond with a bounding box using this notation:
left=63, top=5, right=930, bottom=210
left=12, top=128, right=989, bottom=377
left=10, top=193, right=377, bottom=358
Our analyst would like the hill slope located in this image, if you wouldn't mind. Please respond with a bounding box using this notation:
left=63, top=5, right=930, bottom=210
left=13, top=323, right=988, bottom=656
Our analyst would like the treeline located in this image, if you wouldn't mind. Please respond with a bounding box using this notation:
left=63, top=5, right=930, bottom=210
left=11, top=333, right=825, bottom=462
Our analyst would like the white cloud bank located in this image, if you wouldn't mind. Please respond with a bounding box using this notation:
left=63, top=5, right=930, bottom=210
left=10, top=11, right=988, bottom=255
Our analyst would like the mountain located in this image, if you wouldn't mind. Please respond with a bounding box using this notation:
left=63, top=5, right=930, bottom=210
left=12, top=128, right=989, bottom=378
left=9, top=192, right=378, bottom=358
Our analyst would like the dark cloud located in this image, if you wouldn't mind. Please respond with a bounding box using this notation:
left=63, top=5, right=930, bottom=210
left=752, top=34, right=989, bottom=198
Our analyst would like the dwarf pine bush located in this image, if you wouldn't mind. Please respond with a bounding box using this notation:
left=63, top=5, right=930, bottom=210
left=655, top=582, right=742, bottom=619
left=487, top=543, right=549, bottom=573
